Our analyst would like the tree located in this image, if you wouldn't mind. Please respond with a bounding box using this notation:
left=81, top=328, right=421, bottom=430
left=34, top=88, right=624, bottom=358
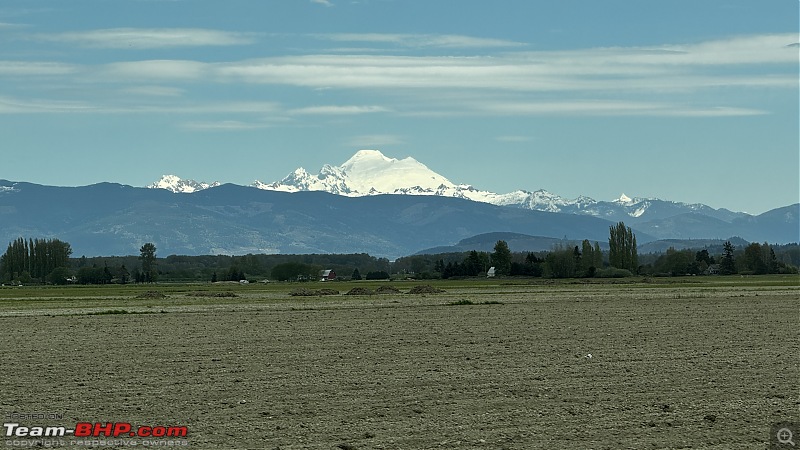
left=434, top=259, right=445, bottom=276
left=366, top=270, right=390, bottom=280
left=47, top=266, right=72, bottom=285
left=544, top=248, right=578, bottom=278
left=580, top=240, right=595, bottom=276
left=608, top=222, right=638, bottom=274
left=765, top=244, right=779, bottom=274
left=491, top=240, right=512, bottom=275
left=593, top=242, right=603, bottom=269
left=0, top=237, right=71, bottom=283
left=271, top=262, right=319, bottom=281
left=139, top=243, right=158, bottom=282
left=719, top=241, right=737, bottom=275
left=742, top=242, right=764, bottom=274
left=464, top=250, right=489, bottom=276
left=226, top=265, right=245, bottom=281
left=656, top=247, right=698, bottom=276
left=351, top=268, right=362, bottom=280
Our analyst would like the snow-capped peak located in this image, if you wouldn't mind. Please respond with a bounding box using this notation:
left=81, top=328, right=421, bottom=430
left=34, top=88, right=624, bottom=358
left=338, top=149, right=455, bottom=194
left=143, top=151, right=731, bottom=224
left=615, top=193, right=634, bottom=205
left=148, top=175, right=220, bottom=193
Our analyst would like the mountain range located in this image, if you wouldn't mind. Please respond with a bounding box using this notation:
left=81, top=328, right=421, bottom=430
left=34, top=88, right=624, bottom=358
left=150, top=150, right=748, bottom=228
left=148, top=149, right=798, bottom=242
left=0, top=150, right=796, bottom=258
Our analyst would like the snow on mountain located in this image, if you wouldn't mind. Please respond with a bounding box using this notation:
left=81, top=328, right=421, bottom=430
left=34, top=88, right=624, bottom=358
left=145, top=150, right=745, bottom=223
left=148, top=175, right=220, bottom=193
left=339, top=149, right=456, bottom=194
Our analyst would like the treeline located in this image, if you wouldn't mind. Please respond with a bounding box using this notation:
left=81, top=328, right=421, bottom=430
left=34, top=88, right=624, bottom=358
left=68, top=252, right=389, bottom=284
left=394, top=240, right=799, bottom=279
left=0, top=238, right=72, bottom=284
left=641, top=241, right=797, bottom=276
left=400, top=240, right=629, bottom=279
left=2, top=233, right=797, bottom=285
left=396, top=223, right=640, bottom=279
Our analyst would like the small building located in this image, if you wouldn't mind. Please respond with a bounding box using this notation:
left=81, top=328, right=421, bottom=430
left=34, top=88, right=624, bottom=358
left=319, top=269, right=336, bottom=282
left=487, top=267, right=496, bottom=278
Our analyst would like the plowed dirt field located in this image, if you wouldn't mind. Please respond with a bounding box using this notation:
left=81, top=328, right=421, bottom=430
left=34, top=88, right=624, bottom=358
left=1, top=279, right=797, bottom=449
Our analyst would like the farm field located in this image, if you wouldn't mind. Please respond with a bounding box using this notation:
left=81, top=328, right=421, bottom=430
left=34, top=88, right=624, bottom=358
left=1, top=276, right=798, bottom=449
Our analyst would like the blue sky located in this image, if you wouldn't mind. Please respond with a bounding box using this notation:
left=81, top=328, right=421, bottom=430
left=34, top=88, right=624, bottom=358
left=0, top=0, right=797, bottom=214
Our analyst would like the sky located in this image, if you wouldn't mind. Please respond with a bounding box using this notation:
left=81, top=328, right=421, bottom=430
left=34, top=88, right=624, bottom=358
left=0, top=0, right=797, bottom=215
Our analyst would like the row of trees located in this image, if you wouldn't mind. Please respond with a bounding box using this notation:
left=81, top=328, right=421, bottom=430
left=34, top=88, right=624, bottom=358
left=0, top=238, right=72, bottom=283
left=434, top=222, right=635, bottom=279
left=0, top=240, right=158, bottom=285
left=3, top=231, right=797, bottom=284
left=644, top=241, right=791, bottom=276
left=436, top=240, right=618, bottom=279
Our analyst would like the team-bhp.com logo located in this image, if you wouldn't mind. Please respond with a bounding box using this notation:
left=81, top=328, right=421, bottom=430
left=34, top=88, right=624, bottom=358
left=4, top=422, right=188, bottom=438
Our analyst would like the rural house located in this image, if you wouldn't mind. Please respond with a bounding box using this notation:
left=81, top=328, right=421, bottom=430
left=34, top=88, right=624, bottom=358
left=319, top=269, right=336, bottom=281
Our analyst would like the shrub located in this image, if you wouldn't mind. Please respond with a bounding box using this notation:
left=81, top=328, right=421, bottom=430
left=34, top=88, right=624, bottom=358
left=595, top=268, right=633, bottom=278
left=365, top=271, right=390, bottom=280
left=447, top=299, right=474, bottom=305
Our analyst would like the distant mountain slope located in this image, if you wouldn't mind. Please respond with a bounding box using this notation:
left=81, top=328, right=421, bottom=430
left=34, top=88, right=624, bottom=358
left=148, top=149, right=750, bottom=226
left=0, top=181, right=621, bottom=258
left=415, top=232, right=579, bottom=255
left=1, top=180, right=795, bottom=258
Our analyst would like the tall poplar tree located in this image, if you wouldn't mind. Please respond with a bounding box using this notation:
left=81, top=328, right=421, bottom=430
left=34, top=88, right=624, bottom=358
left=608, top=222, right=638, bottom=273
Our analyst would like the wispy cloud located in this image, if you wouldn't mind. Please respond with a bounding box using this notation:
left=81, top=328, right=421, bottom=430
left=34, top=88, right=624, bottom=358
left=121, top=85, right=185, bottom=97
left=0, top=61, right=78, bottom=76
left=479, top=100, right=769, bottom=117
left=213, top=33, right=796, bottom=92
left=289, top=105, right=390, bottom=115
left=36, top=28, right=257, bottom=49
left=2, top=33, right=794, bottom=120
left=311, top=0, right=334, bottom=6
left=179, top=120, right=274, bottom=131
left=102, top=60, right=208, bottom=80
left=0, top=94, right=282, bottom=115
left=315, top=33, right=525, bottom=48
left=0, top=96, right=96, bottom=113
left=0, top=22, right=27, bottom=29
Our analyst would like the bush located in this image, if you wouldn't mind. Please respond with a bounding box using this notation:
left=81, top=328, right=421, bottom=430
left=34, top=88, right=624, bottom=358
left=595, top=268, right=633, bottom=278
left=365, top=271, right=390, bottom=280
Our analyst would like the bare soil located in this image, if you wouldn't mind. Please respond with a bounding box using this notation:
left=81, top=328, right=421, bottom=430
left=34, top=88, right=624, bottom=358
left=0, top=280, right=797, bottom=449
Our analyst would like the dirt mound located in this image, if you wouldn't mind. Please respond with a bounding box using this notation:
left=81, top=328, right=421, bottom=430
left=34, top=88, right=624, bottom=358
left=136, top=290, right=166, bottom=299
left=289, top=288, right=316, bottom=296
left=189, top=291, right=238, bottom=298
left=407, top=285, right=445, bottom=295
left=375, top=285, right=402, bottom=294
left=344, top=287, right=375, bottom=296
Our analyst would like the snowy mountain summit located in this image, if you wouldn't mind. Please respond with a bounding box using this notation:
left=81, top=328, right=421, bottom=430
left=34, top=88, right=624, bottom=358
left=252, top=150, right=456, bottom=196
left=252, top=149, right=618, bottom=214
left=147, top=149, right=744, bottom=223
left=147, top=175, right=220, bottom=193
